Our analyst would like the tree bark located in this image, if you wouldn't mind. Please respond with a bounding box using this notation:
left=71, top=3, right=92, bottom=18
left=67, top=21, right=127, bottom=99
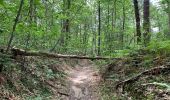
left=98, top=0, right=101, bottom=56
left=121, top=0, right=125, bottom=49
left=11, top=48, right=121, bottom=60
left=63, top=0, right=71, bottom=38
left=169, top=4, right=170, bottom=36
left=133, top=0, right=141, bottom=43
left=59, top=0, right=71, bottom=51
left=166, top=0, right=170, bottom=37
left=143, top=0, right=150, bottom=46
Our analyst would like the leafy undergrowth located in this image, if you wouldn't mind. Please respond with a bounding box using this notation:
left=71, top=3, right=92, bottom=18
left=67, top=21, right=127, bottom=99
left=0, top=52, right=77, bottom=100
left=100, top=49, right=170, bottom=100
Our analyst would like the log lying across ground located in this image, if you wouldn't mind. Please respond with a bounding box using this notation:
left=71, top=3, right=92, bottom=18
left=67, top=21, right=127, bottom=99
left=11, top=47, right=121, bottom=60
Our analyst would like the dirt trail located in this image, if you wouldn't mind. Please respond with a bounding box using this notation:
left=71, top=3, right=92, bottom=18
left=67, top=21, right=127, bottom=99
left=66, top=59, right=101, bottom=100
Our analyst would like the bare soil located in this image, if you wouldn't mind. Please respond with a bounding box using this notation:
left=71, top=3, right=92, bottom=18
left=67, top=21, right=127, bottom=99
left=66, top=59, right=101, bottom=100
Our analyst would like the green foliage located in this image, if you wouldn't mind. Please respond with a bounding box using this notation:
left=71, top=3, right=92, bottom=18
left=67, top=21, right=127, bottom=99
left=142, top=56, right=153, bottom=67
left=43, top=66, right=56, bottom=79
left=0, top=53, right=13, bottom=72
left=1, top=0, right=170, bottom=99
left=0, top=53, right=12, bottom=64
left=34, top=0, right=41, bottom=5
left=0, top=0, right=4, bottom=6
left=0, top=54, right=66, bottom=99
left=0, top=0, right=168, bottom=56
left=147, top=40, right=170, bottom=55
left=113, top=49, right=130, bottom=57
left=100, top=84, right=117, bottom=100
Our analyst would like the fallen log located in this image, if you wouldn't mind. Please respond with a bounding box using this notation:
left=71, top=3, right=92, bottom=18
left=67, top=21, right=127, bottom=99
left=116, top=66, right=170, bottom=89
left=11, top=47, right=121, bottom=60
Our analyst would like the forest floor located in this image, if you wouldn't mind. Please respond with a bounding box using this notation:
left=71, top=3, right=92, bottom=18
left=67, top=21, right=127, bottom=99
left=0, top=53, right=103, bottom=100
left=65, top=59, right=101, bottom=100
left=1, top=49, right=170, bottom=100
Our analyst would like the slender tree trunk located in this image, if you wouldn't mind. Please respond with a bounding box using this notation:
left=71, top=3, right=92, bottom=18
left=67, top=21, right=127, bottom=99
left=83, top=24, right=87, bottom=54
left=45, top=0, right=48, bottom=32
left=114, top=0, right=117, bottom=28
left=110, top=7, right=114, bottom=55
left=107, top=2, right=110, bottom=52
left=93, top=13, right=97, bottom=55
left=156, top=14, right=161, bottom=33
left=143, top=0, right=150, bottom=46
left=33, top=1, right=37, bottom=24
left=133, top=0, right=141, bottom=43
left=114, top=0, right=117, bottom=49
left=98, top=0, right=101, bottom=56
left=6, top=0, right=24, bottom=52
left=121, top=0, right=125, bottom=49
left=65, top=0, right=70, bottom=40
left=167, top=0, right=170, bottom=37
left=79, top=24, right=82, bottom=43
left=60, top=0, right=70, bottom=51
left=26, top=0, right=33, bottom=49
left=107, top=3, right=110, bottom=28
left=29, top=0, right=33, bottom=22
left=51, top=0, right=55, bottom=27
left=168, top=4, right=170, bottom=34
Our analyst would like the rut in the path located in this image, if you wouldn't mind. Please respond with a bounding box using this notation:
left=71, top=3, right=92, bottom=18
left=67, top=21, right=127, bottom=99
left=67, top=60, right=101, bottom=100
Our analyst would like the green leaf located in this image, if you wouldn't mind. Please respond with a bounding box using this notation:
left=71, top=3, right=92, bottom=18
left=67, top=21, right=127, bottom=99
left=0, top=0, right=4, bottom=6
left=34, top=0, right=40, bottom=5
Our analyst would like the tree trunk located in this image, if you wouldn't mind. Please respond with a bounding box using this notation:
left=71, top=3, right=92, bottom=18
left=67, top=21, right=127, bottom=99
left=83, top=24, right=88, bottom=54
left=60, top=0, right=71, bottom=51
left=33, top=1, right=37, bottom=24
left=121, top=0, right=125, bottom=49
left=29, top=0, right=33, bottom=22
left=98, top=0, right=101, bottom=56
left=64, top=0, right=71, bottom=38
left=11, top=48, right=121, bottom=60
left=167, top=0, right=170, bottom=37
left=6, top=0, right=24, bottom=52
left=143, top=0, right=150, bottom=46
left=133, top=0, right=141, bottom=43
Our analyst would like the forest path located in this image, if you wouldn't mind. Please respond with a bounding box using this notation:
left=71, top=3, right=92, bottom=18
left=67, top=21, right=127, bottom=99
left=66, top=59, right=101, bottom=100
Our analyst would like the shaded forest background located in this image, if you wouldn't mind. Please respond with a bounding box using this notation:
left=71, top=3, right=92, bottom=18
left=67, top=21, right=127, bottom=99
left=0, top=0, right=169, bottom=56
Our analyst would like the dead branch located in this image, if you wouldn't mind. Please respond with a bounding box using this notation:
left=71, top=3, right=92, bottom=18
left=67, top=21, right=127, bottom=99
left=116, top=66, right=170, bottom=89
left=141, top=82, right=170, bottom=89
left=58, top=91, right=70, bottom=96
